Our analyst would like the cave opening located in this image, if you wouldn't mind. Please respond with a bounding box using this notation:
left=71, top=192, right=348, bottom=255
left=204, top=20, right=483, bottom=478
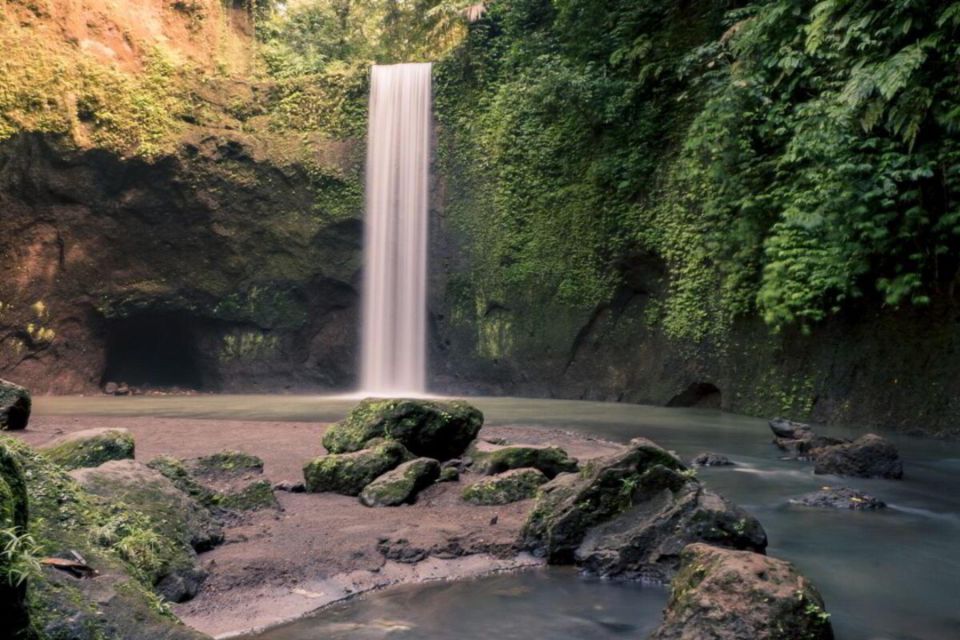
left=101, top=312, right=211, bottom=390
left=667, top=382, right=722, bottom=409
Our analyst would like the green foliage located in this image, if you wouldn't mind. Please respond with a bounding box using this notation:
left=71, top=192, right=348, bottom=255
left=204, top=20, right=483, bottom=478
left=0, top=527, right=41, bottom=588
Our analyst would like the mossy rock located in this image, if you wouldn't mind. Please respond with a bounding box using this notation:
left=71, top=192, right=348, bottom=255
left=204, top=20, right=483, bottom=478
left=192, top=451, right=264, bottom=477
left=462, top=468, right=548, bottom=505
left=0, top=379, right=31, bottom=431
left=472, top=444, right=578, bottom=478
left=147, top=455, right=219, bottom=507
left=438, top=467, right=459, bottom=483
left=303, top=441, right=411, bottom=496
left=359, top=457, right=440, bottom=507
left=42, top=428, right=135, bottom=470
left=0, top=436, right=210, bottom=639
left=148, top=453, right=277, bottom=512
left=651, top=543, right=834, bottom=640
left=0, top=441, right=30, bottom=637
left=322, top=398, right=483, bottom=460
left=217, top=480, right=279, bottom=511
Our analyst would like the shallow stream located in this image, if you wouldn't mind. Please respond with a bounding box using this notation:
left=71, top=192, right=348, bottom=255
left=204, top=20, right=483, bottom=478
left=36, top=395, right=960, bottom=640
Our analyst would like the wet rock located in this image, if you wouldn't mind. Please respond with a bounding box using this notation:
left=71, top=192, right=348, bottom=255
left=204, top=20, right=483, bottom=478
left=775, top=434, right=848, bottom=459
left=651, top=543, right=834, bottom=640
left=768, top=417, right=814, bottom=440
left=471, top=443, right=578, bottom=478
left=0, top=379, right=31, bottom=431
left=322, top=398, right=483, bottom=460
left=41, top=428, right=135, bottom=470
left=360, top=457, right=441, bottom=507
left=462, top=468, right=548, bottom=505
left=521, top=438, right=766, bottom=579
left=0, top=441, right=30, bottom=635
left=691, top=452, right=734, bottom=467
left=791, top=486, right=886, bottom=510
left=303, top=440, right=411, bottom=495
left=70, top=459, right=223, bottom=552
left=813, top=434, right=903, bottom=479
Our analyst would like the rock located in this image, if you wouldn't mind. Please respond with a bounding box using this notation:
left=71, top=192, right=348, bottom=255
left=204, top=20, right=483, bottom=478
left=303, top=440, right=411, bottom=495
left=791, top=486, right=886, bottom=510
left=775, top=434, right=848, bottom=459
left=471, top=443, right=578, bottom=478
left=462, top=468, right=548, bottom=505
left=274, top=480, right=306, bottom=493
left=41, top=428, right=135, bottom=470
left=521, top=438, right=766, bottom=578
left=70, top=460, right=223, bottom=552
left=192, top=450, right=264, bottom=476
left=115, top=383, right=131, bottom=396
left=103, top=381, right=119, bottom=395
left=438, top=467, right=459, bottom=482
left=691, top=452, right=734, bottom=467
left=0, top=441, right=30, bottom=636
left=360, top=457, right=441, bottom=507
left=322, top=398, right=483, bottom=460
left=813, top=434, right=903, bottom=479
left=768, top=417, right=814, bottom=440
left=149, top=451, right=279, bottom=511
left=0, top=379, right=31, bottom=431
left=651, top=543, right=834, bottom=640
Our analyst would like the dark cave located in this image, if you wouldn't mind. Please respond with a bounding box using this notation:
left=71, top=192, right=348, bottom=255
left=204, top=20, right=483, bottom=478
left=666, top=382, right=722, bottom=409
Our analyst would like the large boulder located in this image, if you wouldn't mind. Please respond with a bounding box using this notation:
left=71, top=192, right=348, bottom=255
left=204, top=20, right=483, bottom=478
left=0, top=379, right=31, bottom=431
left=359, top=457, right=440, bottom=507
left=813, top=434, right=903, bottom=479
left=70, top=460, right=222, bottom=602
left=651, top=543, right=834, bottom=640
left=521, top=438, right=766, bottom=579
left=148, top=451, right=279, bottom=512
left=322, top=398, right=483, bottom=460
left=791, top=486, right=886, bottom=511
left=304, top=440, right=410, bottom=495
left=41, top=428, right=135, bottom=470
left=462, top=467, right=548, bottom=505
left=471, top=443, right=578, bottom=478
left=0, top=441, right=30, bottom=636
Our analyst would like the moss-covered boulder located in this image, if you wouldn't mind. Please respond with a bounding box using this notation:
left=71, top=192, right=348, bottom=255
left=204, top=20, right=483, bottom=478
left=70, top=460, right=221, bottom=602
left=813, top=434, right=903, bottom=479
left=438, top=466, right=459, bottom=483
left=322, top=398, right=483, bottom=460
left=0, top=441, right=30, bottom=637
left=41, top=427, right=135, bottom=470
left=651, top=543, right=834, bottom=640
left=0, top=436, right=210, bottom=640
left=462, top=468, right=548, bottom=505
left=0, top=379, right=31, bottom=431
left=304, top=441, right=411, bottom=495
left=521, top=438, right=767, bottom=580
left=148, top=451, right=278, bottom=512
left=471, top=443, right=578, bottom=478
left=359, top=457, right=440, bottom=507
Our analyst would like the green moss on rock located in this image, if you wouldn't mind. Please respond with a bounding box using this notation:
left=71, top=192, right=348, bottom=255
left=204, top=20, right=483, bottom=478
left=41, top=428, right=135, bottom=471
left=192, top=451, right=264, bottom=476
left=0, top=379, right=31, bottom=431
left=322, top=398, right=483, bottom=460
left=0, top=440, right=30, bottom=638
left=303, top=441, right=411, bottom=496
left=472, top=444, right=578, bottom=478
left=217, top=480, right=279, bottom=511
left=462, top=468, right=548, bottom=506
left=359, top=457, right=440, bottom=507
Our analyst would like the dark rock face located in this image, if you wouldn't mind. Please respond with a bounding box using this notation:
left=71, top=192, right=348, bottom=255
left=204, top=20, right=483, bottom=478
left=814, top=434, right=904, bottom=479
left=651, top=543, right=834, bottom=640
left=471, top=443, right=578, bottom=478
left=303, top=441, right=411, bottom=495
left=461, top=468, right=548, bottom=505
left=0, top=379, right=31, bottom=431
left=41, top=427, right=135, bottom=470
left=520, top=438, right=766, bottom=579
left=322, top=398, right=483, bottom=461
left=0, top=441, right=30, bottom=636
left=359, top=457, right=441, bottom=507
left=791, top=486, right=886, bottom=511
left=691, top=452, right=733, bottom=467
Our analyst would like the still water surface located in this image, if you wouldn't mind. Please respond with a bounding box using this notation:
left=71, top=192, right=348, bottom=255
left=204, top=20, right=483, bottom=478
left=35, top=395, right=960, bottom=640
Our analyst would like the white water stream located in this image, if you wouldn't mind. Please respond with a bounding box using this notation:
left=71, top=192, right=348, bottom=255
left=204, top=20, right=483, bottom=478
left=360, top=63, right=432, bottom=395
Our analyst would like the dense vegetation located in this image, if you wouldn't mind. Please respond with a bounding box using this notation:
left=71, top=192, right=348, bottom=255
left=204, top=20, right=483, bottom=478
left=434, top=0, right=960, bottom=341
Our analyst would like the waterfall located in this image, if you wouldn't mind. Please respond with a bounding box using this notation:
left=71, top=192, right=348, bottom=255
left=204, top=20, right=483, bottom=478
left=360, top=63, right=432, bottom=395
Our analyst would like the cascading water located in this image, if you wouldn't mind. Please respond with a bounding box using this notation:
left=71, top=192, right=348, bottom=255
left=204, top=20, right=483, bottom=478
left=360, top=63, right=432, bottom=395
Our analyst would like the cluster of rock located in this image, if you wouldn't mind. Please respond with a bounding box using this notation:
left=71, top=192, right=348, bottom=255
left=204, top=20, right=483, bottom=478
left=770, top=418, right=903, bottom=479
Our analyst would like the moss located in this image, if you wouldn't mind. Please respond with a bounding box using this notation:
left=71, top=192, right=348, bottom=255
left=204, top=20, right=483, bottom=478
left=462, top=468, right=548, bottom=506
left=41, top=429, right=135, bottom=471
left=192, top=451, right=263, bottom=476
left=438, top=467, right=459, bottom=483
left=359, top=458, right=440, bottom=507
left=303, top=441, right=411, bottom=496
left=146, top=456, right=218, bottom=507
left=472, top=445, right=578, bottom=479
left=217, top=480, right=278, bottom=511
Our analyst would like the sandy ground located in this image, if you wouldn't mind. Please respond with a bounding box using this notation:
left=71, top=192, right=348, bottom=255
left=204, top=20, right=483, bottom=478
left=15, top=416, right=622, bottom=638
